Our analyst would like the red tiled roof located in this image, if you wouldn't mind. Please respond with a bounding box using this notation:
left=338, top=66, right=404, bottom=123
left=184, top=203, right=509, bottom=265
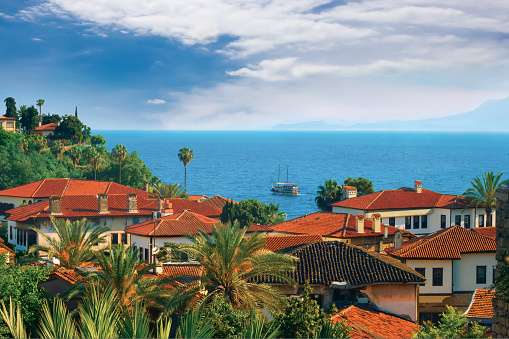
left=163, top=198, right=222, bottom=217
left=342, top=186, right=358, bottom=191
left=0, top=179, right=150, bottom=198
left=160, top=264, right=203, bottom=278
left=264, top=234, right=324, bottom=251
left=6, top=194, right=159, bottom=221
left=472, top=227, right=496, bottom=240
left=187, top=195, right=208, bottom=201
left=331, top=305, right=418, bottom=339
left=387, top=226, right=496, bottom=259
left=0, top=116, right=17, bottom=121
left=270, top=212, right=415, bottom=239
left=53, top=269, right=81, bottom=284
left=331, top=187, right=467, bottom=210
left=0, top=238, right=14, bottom=255
left=126, top=210, right=271, bottom=237
left=466, top=289, right=495, bottom=318
left=201, top=195, right=238, bottom=210
left=35, top=123, right=58, bottom=131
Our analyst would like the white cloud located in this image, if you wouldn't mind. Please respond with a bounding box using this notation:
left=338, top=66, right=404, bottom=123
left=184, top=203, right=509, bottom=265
left=147, top=99, right=167, bottom=105
left=32, top=37, right=43, bottom=41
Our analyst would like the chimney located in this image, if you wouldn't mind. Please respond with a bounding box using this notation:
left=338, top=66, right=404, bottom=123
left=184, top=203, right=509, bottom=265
left=372, top=213, right=381, bottom=233
left=356, top=214, right=365, bottom=233
left=158, top=197, right=163, bottom=212
left=379, top=239, right=384, bottom=254
left=414, top=180, right=422, bottom=193
left=395, top=231, right=402, bottom=250
left=127, top=193, right=138, bottom=213
left=98, top=193, right=109, bottom=213
left=49, top=196, right=62, bottom=215
left=155, top=265, right=163, bottom=275
left=384, top=224, right=388, bottom=238
left=143, top=181, right=149, bottom=192
left=161, top=199, right=173, bottom=217
left=342, top=186, right=358, bottom=200
left=38, top=119, right=42, bottom=127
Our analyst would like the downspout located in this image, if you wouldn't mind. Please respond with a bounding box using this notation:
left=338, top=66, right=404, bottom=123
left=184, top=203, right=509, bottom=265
left=451, top=260, right=454, bottom=293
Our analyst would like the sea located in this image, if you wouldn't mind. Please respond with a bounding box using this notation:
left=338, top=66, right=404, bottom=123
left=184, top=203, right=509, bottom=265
left=97, top=131, right=509, bottom=220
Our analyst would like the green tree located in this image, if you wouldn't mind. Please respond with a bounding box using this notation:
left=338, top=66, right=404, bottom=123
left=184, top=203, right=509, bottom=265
left=412, top=306, right=487, bottom=339
left=51, top=140, right=64, bottom=164
left=36, top=99, right=45, bottom=125
left=84, top=146, right=103, bottom=180
left=463, top=171, right=507, bottom=227
left=90, top=134, right=106, bottom=147
left=67, top=145, right=84, bottom=167
left=29, top=217, right=110, bottom=269
left=19, top=105, right=39, bottom=135
left=203, top=295, right=251, bottom=338
left=54, top=115, right=90, bottom=143
left=168, top=222, right=297, bottom=314
left=220, top=199, right=278, bottom=227
left=315, top=179, right=341, bottom=211
left=31, top=135, right=47, bottom=154
left=266, top=202, right=286, bottom=225
left=112, top=144, right=127, bottom=184
left=343, top=177, right=375, bottom=196
left=152, top=182, right=188, bottom=199
left=41, top=113, right=61, bottom=125
left=178, top=147, right=194, bottom=190
left=4, top=97, right=17, bottom=118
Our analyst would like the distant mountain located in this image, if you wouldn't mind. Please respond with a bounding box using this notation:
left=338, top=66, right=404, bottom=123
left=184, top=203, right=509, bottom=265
left=272, top=120, right=343, bottom=130
left=272, top=97, right=509, bottom=131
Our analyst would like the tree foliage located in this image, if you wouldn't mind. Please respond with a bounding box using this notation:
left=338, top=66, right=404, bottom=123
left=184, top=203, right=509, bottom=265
left=315, top=179, right=341, bottom=211
left=178, top=147, right=194, bottom=190
left=152, top=182, right=188, bottom=199
left=343, top=177, right=375, bottom=196
left=41, top=113, right=61, bottom=125
left=220, top=199, right=286, bottom=226
left=19, top=105, right=39, bottom=135
left=4, top=97, right=17, bottom=118
left=54, top=115, right=91, bottom=143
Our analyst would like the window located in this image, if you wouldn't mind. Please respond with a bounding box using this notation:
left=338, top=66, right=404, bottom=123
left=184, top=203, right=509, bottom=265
left=476, top=266, right=487, bottom=284
left=111, top=233, right=118, bottom=245
left=6, top=122, right=14, bottom=129
left=493, top=266, right=497, bottom=284
left=405, top=217, right=411, bottom=230
left=389, top=217, right=395, bottom=226
left=464, top=215, right=470, bottom=229
left=432, top=268, right=443, bottom=286
left=415, top=267, right=426, bottom=285
left=479, top=215, right=485, bottom=227
left=132, top=217, right=140, bottom=225
left=413, top=216, right=420, bottom=229
left=421, top=215, right=428, bottom=229
left=441, top=215, right=446, bottom=228
left=121, top=233, right=128, bottom=244
left=145, top=248, right=150, bottom=263
left=139, top=247, right=144, bottom=260
left=455, top=215, right=461, bottom=226
left=9, top=226, right=12, bottom=240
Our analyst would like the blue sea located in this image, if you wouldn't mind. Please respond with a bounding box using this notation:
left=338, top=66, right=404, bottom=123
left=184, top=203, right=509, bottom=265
left=97, top=131, right=509, bottom=219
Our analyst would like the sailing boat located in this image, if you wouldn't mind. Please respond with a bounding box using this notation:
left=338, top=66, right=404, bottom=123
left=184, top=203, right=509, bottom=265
left=270, top=165, right=298, bottom=195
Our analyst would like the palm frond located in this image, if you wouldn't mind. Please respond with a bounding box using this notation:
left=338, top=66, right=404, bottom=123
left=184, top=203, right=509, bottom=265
left=176, top=306, right=215, bottom=339
left=118, top=301, right=152, bottom=339
left=37, top=297, right=78, bottom=339
left=0, top=298, right=29, bottom=339
left=78, top=283, right=119, bottom=339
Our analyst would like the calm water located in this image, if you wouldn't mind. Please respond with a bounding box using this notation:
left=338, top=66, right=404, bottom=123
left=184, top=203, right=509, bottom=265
left=97, top=131, right=509, bottom=219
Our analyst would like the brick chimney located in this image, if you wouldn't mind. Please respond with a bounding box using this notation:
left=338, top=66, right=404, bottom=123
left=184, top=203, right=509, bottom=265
left=342, top=186, right=358, bottom=200
left=384, top=224, right=388, bottom=238
left=372, top=213, right=381, bottom=233
left=158, top=197, right=163, bottom=212
left=98, top=193, right=109, bottom=214
left=414, top=180, right=422, bottom=193
left=49, top=196, right=62, bottom=215
left=143, top=181, right=149, bottom=192
left=395, top=231, right=402, bottom=250
left=356, top=214, right=365, bottom=233
left=161, top=199, right=173, bottom=217
left=127, top=193, right=138, bottom=213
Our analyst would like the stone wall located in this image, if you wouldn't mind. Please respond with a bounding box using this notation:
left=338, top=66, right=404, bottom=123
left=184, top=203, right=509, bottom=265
left=493, top=185, right=509, bottom=337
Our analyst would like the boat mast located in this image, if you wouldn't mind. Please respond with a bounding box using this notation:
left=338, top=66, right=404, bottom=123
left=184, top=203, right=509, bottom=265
left=287, top=165, right=289, bottom=182
left=278, top=164, right=281, bottom=182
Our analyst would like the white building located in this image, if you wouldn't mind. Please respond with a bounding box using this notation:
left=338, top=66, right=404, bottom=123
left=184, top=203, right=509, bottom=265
left=331, top=180, right=491, bottom=236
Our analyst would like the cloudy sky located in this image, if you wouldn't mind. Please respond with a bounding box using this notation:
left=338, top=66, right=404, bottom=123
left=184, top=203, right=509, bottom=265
left=1, top=0, right=509, bottom=130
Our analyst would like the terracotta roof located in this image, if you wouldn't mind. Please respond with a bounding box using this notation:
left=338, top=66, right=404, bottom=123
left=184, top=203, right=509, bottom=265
left=6, top=194, right=158, bottom=221
left=52, top=269, right=81, bottom=284
left=35, top=123, right=58, bottom=131
left=163, top=198, right=222, bottom=217
left=387, top=226, right=496, bottom=259
left=342, top=186, right=358, bottom=191
left=187, top=195, right=208, bottom=202
left=264, top=234, right=324, bottom=251
left=331, top=305, right=418, bottom=339
left=0, top=116, right=17, bottom=121
left=270, top=212, right=415, bottom=239
left=201, top=195, right=238, bottom=210
left=126, top=210, right=271, bottom=237
left=159, top=264, right=203, bottom=284
left=465, top=289, right=495, bottom=319
left=472, top=227, right=496, bottom=240
left=0, top=238, right=14, bottom=256
left=267, top=241, right=425, bottom=287
left=0, top=178, right=150, bottom=198
left=331, top=187, right=468, bottom=210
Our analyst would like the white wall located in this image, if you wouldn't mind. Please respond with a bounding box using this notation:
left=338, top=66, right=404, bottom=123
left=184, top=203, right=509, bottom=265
left=405, top=259, right=453, bottom=294
left=453, top=253, right=496, bottom=292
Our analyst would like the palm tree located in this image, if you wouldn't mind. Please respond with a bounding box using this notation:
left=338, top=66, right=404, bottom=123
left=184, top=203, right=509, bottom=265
left=112, top=144, right=128, bottom=184
left=68, top=145, right=83, bottom=168
left=266, top=202, right=286, bottom=225
left=178, top=147, right=194, bottom=190
left=36, top=99, right=45, bottom=125
left=315, top=179, right=341, bottom=211
left=85, top=147, right=103, bottom=180
left=170, top=222, right=297, bottom=314
left=33, top=135, right=47, bottom=154
left=463, top=171, right=508, bottom=227
left=29, top=217, right=110, bottom=269
left=51, top=140, right=64, bottom=164
left=152, top=182, right=188, bottom=199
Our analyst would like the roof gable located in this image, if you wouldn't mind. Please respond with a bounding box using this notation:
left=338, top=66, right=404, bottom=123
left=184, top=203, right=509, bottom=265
left=201, top=195, right=238, bottom=209
left=465, top=289, right=495, bottom=319
left=264, top=234, right=324, bottom=251
left=35, top=123, right=58, bottom=131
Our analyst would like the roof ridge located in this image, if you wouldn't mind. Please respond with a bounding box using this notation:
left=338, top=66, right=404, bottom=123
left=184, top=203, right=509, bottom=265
left=365, top=191, right=385, bottom=209
left=342, top=213, right=349, bottom=237
left=31, top=179, right=47, bottom=198
left=62, top=178, right=72, bottom=195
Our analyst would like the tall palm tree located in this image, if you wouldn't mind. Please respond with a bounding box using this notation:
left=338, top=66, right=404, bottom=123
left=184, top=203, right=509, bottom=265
left=315, top=179, right=341, bottom=211
left=266, top=202, right=286, bottom=225
left=178, top=147, right=194, bottom=190
left=463, top=171, right=508, bottom=227
left=29, top=217, right=110, bottom=269
left=112, top=144, right=128, bottom=184
left=170, top=222, right=297, bottom=314
left=36, top=99, right=45, bottom=125
left=152, top=182, right=188, bottom=199
left=51, top=140, right=64, bottom=164
left=68, top=145, right=83, bottom=168
left=85, top=147, right=103, bottom=180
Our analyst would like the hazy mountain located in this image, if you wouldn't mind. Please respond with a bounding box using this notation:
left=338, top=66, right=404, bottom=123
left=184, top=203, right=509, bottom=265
left=272, top=97, right=509, bottom=131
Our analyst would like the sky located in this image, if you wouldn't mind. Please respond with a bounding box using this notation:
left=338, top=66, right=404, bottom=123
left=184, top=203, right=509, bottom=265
left=1, top=0, right=509, bottom=130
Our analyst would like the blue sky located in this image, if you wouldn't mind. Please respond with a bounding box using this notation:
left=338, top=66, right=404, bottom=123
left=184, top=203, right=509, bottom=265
left=1, top=0, right=509, bottom=130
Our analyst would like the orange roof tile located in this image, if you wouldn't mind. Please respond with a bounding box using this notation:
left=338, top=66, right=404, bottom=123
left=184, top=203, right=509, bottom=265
left=52, top=269, right=81, bottom=284
left=35, top=123, right=58, bottom=131
left=387, top=226, right=496, bottom=259
left=466, top=289, right=495, bottom=318
left=342, top=186, right=358, bottom=191
left=331, top=305, right=418, bottom=339
left=0, top=238, right=14, bottom=256
left=264, top=234, right=324, bottom=251
left=0, top=116, right=17, bottom=121
left=270, top=212, right=415, bottom=239
left=201, top=195, right=238, bottom=210
left=187, top=195, right=208, bottom=201
left=331, top=187, right=468, bottom=210
left=163, top=198, right=222, bottom=217
left=472, top=227, right=496, bottom=240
